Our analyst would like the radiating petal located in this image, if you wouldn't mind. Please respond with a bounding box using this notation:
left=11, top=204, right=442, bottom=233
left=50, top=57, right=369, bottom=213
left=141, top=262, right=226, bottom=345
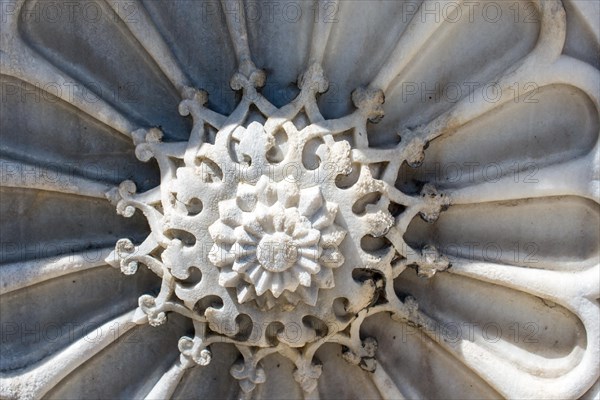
left=298, top=257, right=321, bottom=274
left=277, top=180, right=300, bottom=208
left=320, top=225, right=347, bottom=246
left=255, top=271, right=273, bottom=296
left=311, top=202, right=339, bottom=229
left=219, top=199, right=243, bottom=226
left=218, top=271, right=240, bottom=287
left=298, top=186, right=323, bottom=217
left=209, top=221, right=236, bottom=244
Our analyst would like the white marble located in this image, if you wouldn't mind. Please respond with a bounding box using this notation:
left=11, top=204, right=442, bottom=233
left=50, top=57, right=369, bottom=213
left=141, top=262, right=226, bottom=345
left=0, top=0, right=599, bottom=399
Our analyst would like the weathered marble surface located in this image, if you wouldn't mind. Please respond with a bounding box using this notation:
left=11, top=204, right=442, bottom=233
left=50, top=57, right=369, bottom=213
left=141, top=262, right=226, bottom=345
left=0, top=0, right=599, bottom=399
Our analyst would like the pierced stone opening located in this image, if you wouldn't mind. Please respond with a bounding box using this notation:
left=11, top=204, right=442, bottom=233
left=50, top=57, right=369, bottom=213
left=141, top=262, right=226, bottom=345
left=302, top=137, right=324, bottom=170
left=335, top=163, right=361, bottom=189
left=195, top=157, right=223, bottom=182
left=185, top=198, right=203, bottom=216
left=352, top=192, right=382, bottom=215
left=292, top=109, right=310, bottom=130
left=165, top=229, right=197, bottom=246
left=335, top=131, right=355, bottom=148
left=370, top=162, right=389, bottom=180
left=352, top=268, right=384, bottom=284
left=388, top=202, right=406, bottom=218
left=204, top=123, right=218, bottom=144
left=194, top=295, right=224, bottom=315
left=169, top=157, right=185, bottom=170
left=302, top=315, right=329, bottom=339
left=395, top=161, right=426, bottom=195
left=360, top=235, right=392, bottom=253
left=246, top=104, right=268, bottom=126
left=266, top=321, right=285, bottom=345
left=333, top=297, right=351, bottom=319
left=266, top=128, right=288, bottom=164
left=180, top=267, right=203, bottom=286
left=234, top=313, right=253, bottom=341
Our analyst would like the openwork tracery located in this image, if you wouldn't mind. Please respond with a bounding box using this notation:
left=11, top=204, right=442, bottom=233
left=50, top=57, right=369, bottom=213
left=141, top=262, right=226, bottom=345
left=107, top=59, right=450, bottom=395
left=98, top=0, right=600, bottom=397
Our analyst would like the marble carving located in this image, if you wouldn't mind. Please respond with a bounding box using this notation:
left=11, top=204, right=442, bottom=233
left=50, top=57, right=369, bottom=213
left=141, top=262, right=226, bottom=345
left=105, top=58, right=450, bottom=394
left=0, top=0, right=599, bottom=399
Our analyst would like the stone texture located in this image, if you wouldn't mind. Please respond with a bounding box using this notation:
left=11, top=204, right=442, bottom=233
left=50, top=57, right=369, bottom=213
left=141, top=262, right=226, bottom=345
left=0, top=0, right=599, bottom=399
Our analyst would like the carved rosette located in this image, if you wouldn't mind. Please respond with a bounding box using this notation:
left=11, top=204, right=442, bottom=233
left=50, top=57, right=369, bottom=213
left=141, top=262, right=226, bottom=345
left=209, top=175, right=345, bottom=310
left=102, top=57, right=453, bottom=395
left=1, top=0, right=598, bottom=399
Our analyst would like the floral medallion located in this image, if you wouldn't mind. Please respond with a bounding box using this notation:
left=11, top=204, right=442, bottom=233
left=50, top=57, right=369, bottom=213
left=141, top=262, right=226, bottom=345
left=104, top=57, right=451, bottom=393
left=0, top=0, right=598, bottom=399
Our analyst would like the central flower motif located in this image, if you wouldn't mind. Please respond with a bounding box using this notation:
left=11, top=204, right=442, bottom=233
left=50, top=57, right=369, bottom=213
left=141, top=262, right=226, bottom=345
left=209, top=176, right=345, bottom=310
left=256, top=232, right=299, bottom=273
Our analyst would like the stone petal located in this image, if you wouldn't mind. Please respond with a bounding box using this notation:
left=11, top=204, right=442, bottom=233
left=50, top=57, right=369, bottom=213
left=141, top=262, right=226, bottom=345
left=236, top=182, right=258, bottom=211
left=254, top=203, right=271, bottom=227
left=298, top=256, right=321, bottom=274
left=320, top=246, right=345, bottom=269
left=255, top=271, right=273, bottom=296
left=231, top=243, right=256, bottom=259
left=283, top=208, right=301, bottom=234
left=243, top=215, right=264, bottom=237
left=298, top=247, right=319, bottom=261
left=208, top=243, right=234, bottom=267
left=209, top=221, right=236, bottom=244
left=256, top=176, right=277, bottom=205
left=291, top=216, right=312, bottom=236
left=247, top=263, right=263, bottom=283
left=298, top=186, right=323, bottom=217
left=283, top=270, right=300, bottom=293
left=235, top=226, right=258, bottom=244
left=298, top=270, right=312, bottom=287
left=218, top=271, right=240, bottom=287
left=255, top=292, right=277, bottom=310
left=237, top=284, right=256, bottom=304
left=294, top=228, right=320, bottom=246
left=219, top=199, right=243, bottom=226
left=270, top=273, right=285, bottom=298
left=270, top=203, right=286, bottom=232
left=255, top=175, right=270, bottom=188
left=282, top=290, right=301, bottom=306
left=233, top=259, right=257, bottom=274
left=312, top=202, right=339, bottom=229
left=320, top=225, right=347, bottom=245
left=277, top=180, right=299, bottom=207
